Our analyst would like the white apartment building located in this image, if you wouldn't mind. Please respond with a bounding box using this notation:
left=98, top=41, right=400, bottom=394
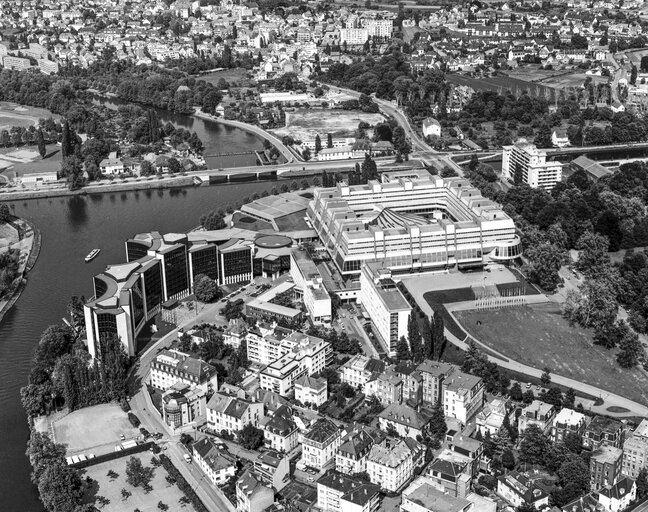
left=290, top=248, right=332, bottom=325
left=359, top=263, right=411, bottom=356
left=442, top=371, right=484, bottom=424
left=302, top=418, right=342, bottom=470
left=378, top=404, right=430, bottom=440
left=307, top=175, right=521, bottom=277
left=295, top=375, right=328, bottom=406
left=236, top=470, right=274, bottom=512
left=149, top=349, right=218, bottom=393
left=623, top=419, right=648, bottom=478
left=255, top=330, right=331, bottom=396
left=317, top=470, right=381, bottom=512
left=340, top=28, right=369, bottom=45
left=502, top=139, right=563, bottom=190
left=362, top=19, right=393, bottom=38
left=206, top=393, right=264, bottom=437
left=366, top=438, right=423, bottom=492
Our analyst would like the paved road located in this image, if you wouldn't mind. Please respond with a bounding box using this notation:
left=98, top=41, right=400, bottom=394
left=400, top=276, right=648, bottom=418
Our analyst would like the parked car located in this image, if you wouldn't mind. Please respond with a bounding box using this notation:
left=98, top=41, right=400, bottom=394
left=184, top=454, right=192, bottom=463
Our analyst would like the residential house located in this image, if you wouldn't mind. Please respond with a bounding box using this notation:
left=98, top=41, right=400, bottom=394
left=417, top=361, right=455, bottom=406
left=206, top=393, right=264, bottom=437
left=442, top=371, right=484, bottom=424
left=597, top=477, right=636, bottom=512
left=552, top=128, right=570, bottom=147
left=401, top=477, right=473, bottom=512
left=497, top=471, right=549, bottom=509
left=252, top=449, right=290, bottom=491
left=426, top=457, right=471, bottom=499
left=378, top=403, right=430, bottom=440
left=236, top=469, right=274, bottom=512
left=476, top=398, right=508, bottom=436
left=336, top=425, right=384, bottom=476
left=366, top=437, right=424, bottom=492
left=295, top=375, right=328, bottom=407
left=150, top=349, right=218, bottom=393
left=317, top=470, right=381, bottom=512
left=583, top=416, right=624, bottom=451
left=551, top=408, right=588, bottom=444
left=518, top=400, right=556, bottom=435
left=192, top=437, right=236, bottom=486
left=260, top=405, right=299, bottom=453
left=301, top=418, right=342, bottom=470
left=339, top=355, right=386, bottom=390
left=591, top=445, right=623, bottom=491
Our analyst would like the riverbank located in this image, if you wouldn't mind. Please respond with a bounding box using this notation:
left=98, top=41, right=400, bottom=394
left=0, top=175, right=196, bottom=201
left=0, top=217, right=41, bottom=324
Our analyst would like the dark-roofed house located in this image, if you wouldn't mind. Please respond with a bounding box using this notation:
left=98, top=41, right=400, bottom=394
left=497, top=471, right=549, bottom=509
left=598, top=477, right=635, bottom=511
left=336, top=425, right=384, bottom=476
left=366, top=437, right=424, bottom=492
left=316, top=470, right=381, bottom=512
left=302, top=418, right=342, bottom=470
left=206, top=393, right=264, bottom=437
left=192, top=437, right=236, bottom=486
left=378, top=403, right=431, bottom=440
left=568, top=155, right=612, bottom=182
left=236, top=469, right=274, bottom=512
left=426, top=457, right=471, bottom=498
left=150, top=349, right=219, bottom=393
left=561, top=493, right=604, bottom=512
left=252, top=449, right=290, bottom=491
left=260, top=405, right=299, bottom=452
left=338, top=355, right=386, bottom=390
left=583, top=416, right=625, bottom=451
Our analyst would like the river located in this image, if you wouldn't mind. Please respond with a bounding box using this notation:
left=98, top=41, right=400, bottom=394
left=92, top=97, right=265, bottom=169
left=0, top=135, right=277, bottom=509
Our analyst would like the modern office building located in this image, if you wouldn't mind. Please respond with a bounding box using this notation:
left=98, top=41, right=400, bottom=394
left=86, top=231, right=253, bottom=358
left=307, top=175, right=521, bottom=277
left=502, top=139, right=563, bottom=190
left=359, top=263, right=411, bottom=356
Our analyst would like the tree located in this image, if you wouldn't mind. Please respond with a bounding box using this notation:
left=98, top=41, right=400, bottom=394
left=37, top=463, right=84, bottom=512
left=392, top=126, right=411, bottom=157
left=534, top=124, right=552, bottom=148
left=407, top=314, right=422, bottom=362
left=540, top=367, right=551, bottom=386
left=502, top=448, right=516, bottom=470
left=575, top=231, right=609, bottom=275
left=303, top=147, right=311, bottom=161
left=517, top=504, right=537, bottom=512
left=617, top=329, right=644, bottom=368
left=140, top=160, right=156, bottom=177
left=562, top=280, right=618, bottom=331
left=26, top=431, right=67, bottom=485
left=396, top=336, right=410, bottom=361
left=525, top=243, right=565, bottom=291
left=238, top=424, right=264, bottom=450
left=0, top=203, right=10, bottom=222
left=327, top=133, right=333, bottom=148
left=519, top=424, right=550, bottom=465
left=199, top=210, right=226, bottom=230
left=427, top=400, right=447, bottom=440
left=158, top=502, right=169, bottom=511
left=315, top=135, right=322, bottom=154
left=510, top=382, right=523, bottom=401
left=361, top=153, right=378, bottom=182
left=121, top=488, right=132, bottom=501
left=125, top=457, right=154, bottom=488
left=167, top=157, right=181, bottom=174
left=193, top=274, right=221, bottom=303
left=637, top=468, right=648, bottom=500
left=36, top=128, right=46, bottom=158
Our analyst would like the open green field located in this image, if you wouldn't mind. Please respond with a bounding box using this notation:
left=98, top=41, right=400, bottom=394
left=455, top=303, right=648, bottom=405
left=198, top=68, right=254, bottom=87
left=82, top=453, right=195, bottom=512
left=274, top=108, right=386, bottom=140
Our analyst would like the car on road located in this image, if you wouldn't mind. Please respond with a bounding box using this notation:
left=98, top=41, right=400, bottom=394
left=184, top=454, right=192, bottom=463
left=525, top=383, right=532, bottom=388
left=308, top=477, right=314, bottom=482
left=120, top=434, right=126, bottom=441
left=139, top=428, right=151, bottom=438
left=153, top=432, right=163, bottom=440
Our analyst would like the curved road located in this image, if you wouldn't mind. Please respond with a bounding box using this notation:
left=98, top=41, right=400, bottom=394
left=400, top=276, right=648, bottom=418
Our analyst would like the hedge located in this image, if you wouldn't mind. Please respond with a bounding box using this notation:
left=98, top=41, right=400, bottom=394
left=159, top=454, right=210, bottom=512
left=71, top=441, right=154, bottom=469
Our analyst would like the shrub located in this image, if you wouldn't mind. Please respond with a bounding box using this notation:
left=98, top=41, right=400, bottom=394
left=159, top=455, right=211, bottom=512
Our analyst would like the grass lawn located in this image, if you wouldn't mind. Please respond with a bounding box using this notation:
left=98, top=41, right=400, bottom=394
left=198, top=68, right=254, bottom=87
left=82, top=453, right=195, bottom=512
left=455, top=303, right=648, bottom=405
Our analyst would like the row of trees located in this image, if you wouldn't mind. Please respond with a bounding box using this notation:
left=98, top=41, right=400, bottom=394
left=20, top=316, right=130, bottom=418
